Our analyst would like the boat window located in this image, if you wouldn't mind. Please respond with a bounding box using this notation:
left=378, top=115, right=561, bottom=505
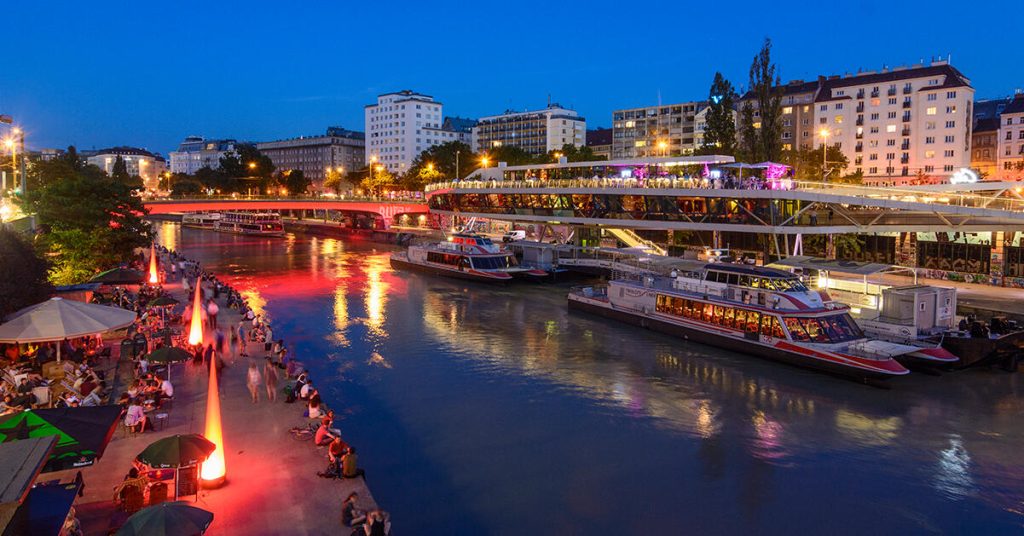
left=723, top=307, right=735, bottom=328
left=471, top=256, right=512, bottom=270
left=727, top=274, right=739, bottom=285
left=739, top=275, right=752, bottom=287
left=791, top=314, right=863, bottom=343
left=734, top=309, right=747, bottom=329
left=784, top=317, right=810, bottom=342
left=746, top=311, right=760, bottom=332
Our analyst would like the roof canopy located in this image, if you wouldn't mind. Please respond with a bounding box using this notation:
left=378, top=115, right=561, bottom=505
left=768, top=256, right=906, bottom=276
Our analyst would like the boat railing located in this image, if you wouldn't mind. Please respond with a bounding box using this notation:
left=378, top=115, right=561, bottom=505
left=569, top=285, right=608, bottom=299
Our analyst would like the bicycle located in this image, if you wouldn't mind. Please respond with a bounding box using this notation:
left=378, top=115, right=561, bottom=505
left=289, top=422, right=317, bottom=441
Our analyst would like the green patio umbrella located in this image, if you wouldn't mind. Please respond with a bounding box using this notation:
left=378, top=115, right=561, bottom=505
left=145, top=347, right=191, bottom=365
left=149, top=296, right=180, bottom=307
left=89, top=267, right=145, bottom=285
left=0, top=405, right=122, bottom=472
left=135, top=434, right=215, bottom=469
left=115, top=501, right=214, bottom=536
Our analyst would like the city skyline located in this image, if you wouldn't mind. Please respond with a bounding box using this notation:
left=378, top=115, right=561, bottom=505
left=4, top=0, right=1022, bottom=154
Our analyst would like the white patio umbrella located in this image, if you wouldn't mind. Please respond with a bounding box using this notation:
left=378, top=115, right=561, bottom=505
left=0, top=297, right=138, bottom=361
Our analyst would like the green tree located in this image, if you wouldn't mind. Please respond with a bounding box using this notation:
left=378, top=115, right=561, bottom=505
left=360, top=166, right=397, bottom=196
left=323, top=169, right=346, bottom=195
left=29, top=174, right=150, bottom=283
left=539, top=144, right=601, bottom=163
left=784, top=145, right=849, bottom=181
left=487, top=145, right=536, bottom=166
left=748, top=38, right=784, bottom=162
left=407, top=141, right=475, bottom=180
left=111, top=155, right=129, bottom=181
left=170, top=177, right=204, bottom=197
left=702, top=72, right=737, bottom=155
left=400, top=165, right=443, bottom=192
left=277, top=169, right=311, bottom=196
left=0, top=227, right=53, bottom=317
left=219, top=144, right=275, bottom=193
left=737, top=102, right=759, bottom=162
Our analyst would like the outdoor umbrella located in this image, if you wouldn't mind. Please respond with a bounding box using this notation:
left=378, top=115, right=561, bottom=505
left=149, top=296, right=179, bottom=307
left=89, top=267, right=146, bottom=285
left=115, top=501, right=214, bottom=536
left=135, top=434, right=215, bottom=469
left=144, top=347, right=191, bottom=380
left=0, top=405, right=122, bottom=472
left=0, top=297, right=138, bottom=361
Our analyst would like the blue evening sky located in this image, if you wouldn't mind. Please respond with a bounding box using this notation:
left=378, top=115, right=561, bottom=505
left=3, top=0, right=1021, bottom=155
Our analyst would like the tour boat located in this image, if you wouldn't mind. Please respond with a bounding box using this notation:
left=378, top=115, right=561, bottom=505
left=181, top=212, right=221, bottom=229
left=390, top=232, right=548, bottom=283
left=568, top=262, right=917, bottom=381
left=213, top=212, right=285, bottom=237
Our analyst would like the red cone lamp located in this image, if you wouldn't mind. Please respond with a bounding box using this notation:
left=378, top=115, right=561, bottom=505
left=200, top=357, right=227, bottom=488
left=148, top=244, right=159, bottom=284
left=187, top=281, right=204, bottom=346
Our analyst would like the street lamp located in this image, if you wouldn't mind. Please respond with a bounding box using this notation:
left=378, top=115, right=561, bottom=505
left=657, top=140, right=668, bottom=157
left=481, top=156, right=490, bottom=168
left=818, top=128, right=831, bottom=180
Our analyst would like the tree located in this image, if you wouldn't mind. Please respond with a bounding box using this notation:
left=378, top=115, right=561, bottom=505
left=407, top=141, right=475, bottom=181
left=29, top=173, right=150, bottom=283
left=748, top=38, right=784, bottom=162
left=360, top=166, right=397, bottom=196
left=784, top=145, right=849, bottom=181
left=487, top=145, right=535, bottom=166
left=702, top=72, right=737, bottom=155
left=0, top=227, right=52, bottom=317
left=219, top=144, right=275, bottom=193
left=400, top=165, right=443, bottom=192
left=539, top=144, right=601, bottom=164
left=737, top=102, right=759, bottom=162
left=323, top=169, right=346, bottom=195
left=170, top=177, right=203, bottom=197
left=111, top=155, right=129, bottom=181
left=277, top=169, right=311, bottom=196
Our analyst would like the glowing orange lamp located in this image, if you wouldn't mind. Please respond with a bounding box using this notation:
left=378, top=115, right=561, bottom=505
left=200, top=357, right=227, bottom=488
left=148, top=244, right=159, bottom=284
left=187, top=282, right=204, bottom=346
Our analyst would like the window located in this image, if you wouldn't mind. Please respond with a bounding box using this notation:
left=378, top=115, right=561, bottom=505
left=835, top=103, right=844, bottom=110
left=945, top=135, right=955, bottom=143
left=926, top=121, right=937, bottom=130
left=926, top=107, right=937, bottom=115
left=925, top=136, right=935, bottom=144
left=869, top=167, right=878, bottom=174
left=946, top=106, right=957, bottom=114
left=835, top=115, right=844, bottom=124
left=1019, top=130, right=1024, bottom=140
left=925, top=150, right=935, bottom=159
left=946, top=120, right=956, bottom=128
left=888, top=98, right=897, bottom=105
left=869, top=153, right=878, bottom=160
left=947, top=91, right=957, bottom=98
left=927, top=94, right=937, bottom=101
left=886, top=125, right=897, bottom=133
left=886, top=152, right=896, bottom=160
left=887, top=139, right=896, bottom=146
left=925, top=165, right=935, bottom=172
left=819, top=118, right=827, bottom=124
left=820, top=104, right=828, bottom=112
left=783, top=106, right=793, bottom=114
left=870, top=113, right=880, bottom=120
left=871, top=98, right=881, bottom=106
left=888, top=111, right=897, bottom=119
left=870, top=126, right=879, bottom=134
left=944, top=150, right=955, bottom=157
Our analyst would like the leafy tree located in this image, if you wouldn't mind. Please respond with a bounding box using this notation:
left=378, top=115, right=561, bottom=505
left=170, top=177, right=203, bottom=197
left=28, top=173, right=150, bottom=283
left=737, top=102, right=759, bottom=162
left=219, top=144, right=275, bottom=193
left=748, top=38, right=784, bottom=162
left=360, top=165, right=397, bottom=196
left=323, top=169, right=346, bottom=195
left=400, top=165, right=443, bottom=192
left=407, top=141, right=475, bottom=180
left=488, top=145, right=536, bottom=166
left=539, top=144, right=601, bottom=163
left=111, top=155, right=129, bottom=181
left=783, top=146, right=849, bottom=181
left=0, top=227, right=52, bottom=317
left=277, top=169, right=311, bottom=196
left=702, top=72, right=737, bottom=155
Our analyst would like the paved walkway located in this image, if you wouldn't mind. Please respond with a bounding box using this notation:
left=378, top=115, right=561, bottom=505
left=54, top=279, right=377, bottom=535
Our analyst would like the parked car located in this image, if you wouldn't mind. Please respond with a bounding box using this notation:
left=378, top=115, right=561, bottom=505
left=502, top=230, right=527, bottom=243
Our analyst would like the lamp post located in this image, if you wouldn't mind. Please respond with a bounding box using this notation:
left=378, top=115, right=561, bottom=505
left=818, top=128, right=831, bottom=181
left=455, top=150, right=460, bottom=181
left=657, top=140, right=668, bottom=157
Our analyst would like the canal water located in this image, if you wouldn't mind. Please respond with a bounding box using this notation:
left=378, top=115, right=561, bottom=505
left=157, top=223, right=1024, bottom=535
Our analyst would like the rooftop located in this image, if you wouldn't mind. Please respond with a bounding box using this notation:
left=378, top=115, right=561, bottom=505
left=1004, top=93, right=1024, bottom=115
left=586, top=128, right=613, bottom=146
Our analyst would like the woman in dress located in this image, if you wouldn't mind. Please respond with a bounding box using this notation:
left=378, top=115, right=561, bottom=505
left=246, top=362, right=262, bottom=403
left=263, top=356, right=279, bottom=402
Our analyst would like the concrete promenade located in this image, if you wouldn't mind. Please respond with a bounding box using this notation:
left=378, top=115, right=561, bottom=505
left=55, top=279, right=378, bottom=535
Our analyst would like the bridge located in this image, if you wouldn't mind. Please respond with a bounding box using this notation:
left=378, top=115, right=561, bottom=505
left=143, top=197, right=431, bottom=228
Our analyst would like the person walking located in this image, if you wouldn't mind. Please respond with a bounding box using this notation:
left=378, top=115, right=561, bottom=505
left=263, top=356, right=279, bottom=402
left=246, top=362, right=262, bottom=403
left=207, top=299, right=219, bottom=329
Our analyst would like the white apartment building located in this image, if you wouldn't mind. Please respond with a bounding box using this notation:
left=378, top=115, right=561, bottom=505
left=471, top=104, right=585, bottom=155
left=365, top=90, right=465, bottom=173
left=169, top=136, right=239, bottom=175
left=813, top=59, right=974, bottom=185
left=997, top=92, right=1024, bottom=181
left=86, top=147, right=166, bottom=189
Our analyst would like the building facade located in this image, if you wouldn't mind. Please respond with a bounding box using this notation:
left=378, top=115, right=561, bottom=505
left=971, top=97, right=1010, bottom=178
left=256, top=127, right=365, bottom=189
left=812, top=60, right=974, bottom=185
left=692, top=107, right=739, bottom=153
left=86, top=147, right=166, bottom=189
left=365, top=90, right=467, bottom=174
left=997, top=92, right=1024, bottom=181
left=612, top=102, right=704, bottom=159
left=471, top=104, right=585, bottom=155
left=169, top=136, right=238, bottom=175
left=586, top=128, right=612, bottom=160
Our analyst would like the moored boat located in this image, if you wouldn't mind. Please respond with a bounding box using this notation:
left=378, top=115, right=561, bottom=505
left=213, top=212, right=285, bottom=236
left=181, top=212, right=221, bottom=229
left=568, top=262, right=915, bottom=381
left=390, top=232, right=547, bottom=283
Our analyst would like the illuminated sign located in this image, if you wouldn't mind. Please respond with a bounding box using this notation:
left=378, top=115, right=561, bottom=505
left=949, top=168, right=979, bottom=185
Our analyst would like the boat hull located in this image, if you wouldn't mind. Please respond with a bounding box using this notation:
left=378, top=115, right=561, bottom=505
left=568, top=296, right=905, bottom=381
left=390, top=255, right=512, bottom=284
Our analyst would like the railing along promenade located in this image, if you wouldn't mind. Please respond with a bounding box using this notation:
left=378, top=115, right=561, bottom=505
left=143, top=194, right=426, bottom=204
left=425, top=178, right=1024, bottom=214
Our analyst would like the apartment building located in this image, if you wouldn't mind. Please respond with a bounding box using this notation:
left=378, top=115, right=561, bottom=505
left=86, top=146, right=166, bottom=189
left=364, top=90, right=467, bottom=173
left=998, top=92, right=1024, bottom=180
left=971, top=97, right=1011, bottom=178
left=611, top=102, right=704, bottom=159
left=169, top=136, right=238, bottom=175
left=256, top=127, right=365, bottom=189
left=471, top=104, right=585, bottom=155
left=813, top=60, right=974, bottom=185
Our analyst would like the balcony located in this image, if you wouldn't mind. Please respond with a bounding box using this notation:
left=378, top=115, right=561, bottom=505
left=888, top=88, right=897, bottom=96
left=856, top=103, right=864, bottom=113
left=856, top=117, right=864, bottom=126
left=855, top=144, right=863, bottom=152
left=900, top=156, right=910, bottom=164
left=901, top=141, right=911, bottom=151
left=902, top=101, right=911, bottom=109
left=902, top=113, right=912, bottom=122
left=857, top=90, right=866, bottom=99
left=902, top=127, right=911, bottom=137
left=871, top=90, right=880, bottom=98
left=903, top=86, right=912, bottom=95
left=855, top=132, right=864, bottom=139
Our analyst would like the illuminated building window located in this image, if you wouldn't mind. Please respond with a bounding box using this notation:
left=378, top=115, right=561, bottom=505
left=926, top=107, right=937, bottom=116
left=783, top=107, right=793, bottom=114
left=886, top=125, right=897, bottom=133
left=835, top=115, right=844, bottom=124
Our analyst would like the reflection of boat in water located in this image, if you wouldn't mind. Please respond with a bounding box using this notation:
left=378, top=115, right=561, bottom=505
left=390, top=233, right=548, bottom=283
left=569, top=262, right=918, bottom=381
left=213, top=211, right=285, bottom=236
left=181, top=212, right=221, bottom=229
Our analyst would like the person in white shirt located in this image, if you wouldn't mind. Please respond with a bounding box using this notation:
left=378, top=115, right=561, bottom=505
left=160, top=377, right=173, bottom=398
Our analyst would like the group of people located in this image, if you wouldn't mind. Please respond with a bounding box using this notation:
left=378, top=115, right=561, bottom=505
left=1, top=346, right=112, bottom=415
